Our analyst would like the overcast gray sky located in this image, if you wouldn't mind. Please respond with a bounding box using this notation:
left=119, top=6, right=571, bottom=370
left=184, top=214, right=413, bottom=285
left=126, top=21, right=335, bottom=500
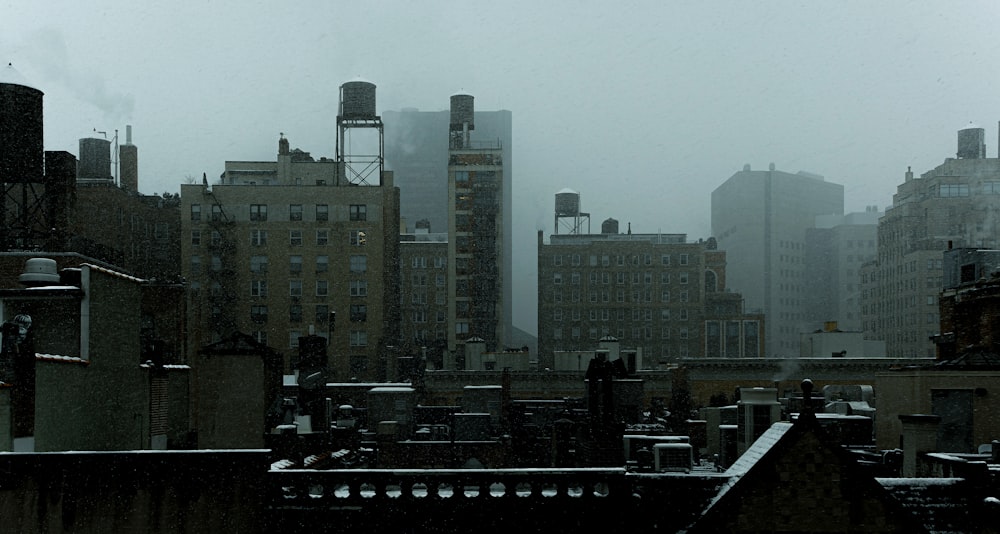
left=4, top=0, right=1000, bottom=335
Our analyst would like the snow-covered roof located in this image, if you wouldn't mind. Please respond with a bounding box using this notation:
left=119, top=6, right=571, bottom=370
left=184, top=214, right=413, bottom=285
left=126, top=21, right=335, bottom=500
left=82, top=263, right=145, bottom=283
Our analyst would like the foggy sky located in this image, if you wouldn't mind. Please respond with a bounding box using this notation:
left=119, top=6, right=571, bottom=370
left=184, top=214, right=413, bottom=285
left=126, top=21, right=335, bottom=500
left=4, top=1, right=1000, bottom=335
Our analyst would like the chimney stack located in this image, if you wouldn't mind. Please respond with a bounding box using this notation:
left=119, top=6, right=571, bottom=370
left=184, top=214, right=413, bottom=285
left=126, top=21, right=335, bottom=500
left=119, top=124, right=138, bottom=193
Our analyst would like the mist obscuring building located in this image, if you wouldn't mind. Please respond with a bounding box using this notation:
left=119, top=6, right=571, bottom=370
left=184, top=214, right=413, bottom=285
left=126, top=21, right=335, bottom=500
left=384, top=103, right=513, bottom=348
left=804, top=208, right=880, bottom=334
left=712, top=164, right=844, bottom=357
left=537, top=194, right=763, bottom=369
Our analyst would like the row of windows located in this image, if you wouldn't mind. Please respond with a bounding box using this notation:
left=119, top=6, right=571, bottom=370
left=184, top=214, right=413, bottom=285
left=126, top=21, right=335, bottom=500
left=409, top=256, right=447, bottom=269
left=251, top=303, right=367, bottom=323
left=191, top=229, right=368, bottom=247
left=410, top=273, right=446, bottom=287
left=409, top=309, right=448, bottom=323
left=552, top=308, right=690, bottom=322
left=191, top=203, right=366, bottom=222
left=552, top=271, right=692, bottom=285
left=551, top=253, right=691, bottom=267
left=192, top=254, right=367, bottom=274
left=551, top=289, right=691, bottom=303
left=552, top=326, right=691, bottom=341
left=248, top=280, right=368, bottom=297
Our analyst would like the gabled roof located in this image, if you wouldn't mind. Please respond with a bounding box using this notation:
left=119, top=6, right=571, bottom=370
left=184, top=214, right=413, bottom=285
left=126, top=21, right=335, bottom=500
left=199, top=332, right=279, bottom=357
left=689, top=413, right=927, bottom=533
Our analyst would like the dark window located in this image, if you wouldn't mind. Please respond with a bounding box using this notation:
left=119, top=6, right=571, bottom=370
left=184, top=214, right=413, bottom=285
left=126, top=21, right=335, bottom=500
left=349, top=204, right=367, bottom=221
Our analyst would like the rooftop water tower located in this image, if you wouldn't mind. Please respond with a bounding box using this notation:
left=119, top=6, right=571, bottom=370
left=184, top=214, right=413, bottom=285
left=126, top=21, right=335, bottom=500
left=554, top=188, right=590, bottom=234
left=957, top=122, right=986, bottom=159
left=336, top=78, right=383, bottom=185
left=449, top=92, right=475, bottom=150
left=0, top=63, right=57, bottom=250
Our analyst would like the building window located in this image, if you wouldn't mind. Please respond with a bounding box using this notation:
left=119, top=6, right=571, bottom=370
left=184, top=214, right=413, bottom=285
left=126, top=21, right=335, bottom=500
left=316, top=280, right=328, bottom=297
left=938, top=184, right=970, bottom=197
left=553, top=273, right=563, bottom=285
left=250, top=204, right=267, bottom=221
left=350, top=280, right=368, bottom=297
left=190, top=256, right=201, bottom=275
left=435, top=274, right=445, bottom=287
left=679, top=272, right=689, bottom=285
left=679, top=309, right=688, bottom=321
left=251, top=255, right=268, bottom=273
left=553, top=255, right=563, bottom=266
left=572, top=254, right=581, bottom=266
left=211, top=255, right=221, bottom=271
left=983, top=182, right=1000, bottom=194
left=289, top=255, right=303, bottom=274
left=350, top=304, right=367, bottom=322
left=680, top=254, right=689, bottom=265
left=289, top=204, right=303, bottom=221
left=456, top=322, right=469, bottom=335
left=316, top=305, right=329, bottom=323
left=251, top=280, right=268, bottom=297
left=190, top=204, right=201, bottom=221
left=191, top=230, right=201, bottom=246
left=350, top=255, right=367, bottom=273
left=316, top=229, right=329, bottom=246
left=250, top=305, right=268, bottom=323
left=211, top=205, right=222, bottom=221
left=252, top=331, right=267, bottom=345
left=289, top=280, right=302, bottom=297
left=347, top=331, right=375, bottom=351
left=680, top=327, right=689, bottom=339
left=290, top=230, right=303, bottom=246
left=289, top=304, right=302, bottom=323
left=316, top=255, right=329, bottom=273
left=289, top=331, right=301, bottom=349
left=350, top=230, right=367, bottom=246
left=412, top=256, right=427, bottom=268
left=412, top=273, right=428, bottom=286
left=455, top=171, right=469, bottom=183
left=211, top=230, right=222, bottom=247
left=412, top=292, right=427, bottom=304
left=412, top=310, right=427, bottom=323
left=316, top=204, right=329, bottom=221
left=680, top=290, right=689, bottom=302
left=661, top=290, right=670, bottom=302
left=250, top=229, right=267, bottom=246
left=350, top=204, right=367, bottom=221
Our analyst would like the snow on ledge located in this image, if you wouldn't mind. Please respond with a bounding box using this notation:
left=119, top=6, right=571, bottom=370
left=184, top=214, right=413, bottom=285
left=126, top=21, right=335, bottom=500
left=35, top=353, right=88, bottom=365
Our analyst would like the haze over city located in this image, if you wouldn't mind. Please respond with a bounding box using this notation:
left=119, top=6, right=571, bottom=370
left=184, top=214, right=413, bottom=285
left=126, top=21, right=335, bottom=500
left=4, top=0, right=1000, bottom=334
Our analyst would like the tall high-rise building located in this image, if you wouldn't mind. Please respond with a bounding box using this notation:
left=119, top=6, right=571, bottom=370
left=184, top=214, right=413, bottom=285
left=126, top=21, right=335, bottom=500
left=384, top=102, right=513, bottom=347
left=861, top=124, right=1000, bottom=358
left=446, top=94, right=505, bottom=362
left=712, top=165, right=844, bottom=357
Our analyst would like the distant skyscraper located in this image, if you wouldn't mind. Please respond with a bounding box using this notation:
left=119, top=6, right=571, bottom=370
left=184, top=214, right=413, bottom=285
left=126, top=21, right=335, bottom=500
left=803, top=209, right=880, bottom=333
left=861, top=124, right=1000, bottom=358
left=385, top=101, right=513, bottom=348
left=712, top=165, right=844, bottom=357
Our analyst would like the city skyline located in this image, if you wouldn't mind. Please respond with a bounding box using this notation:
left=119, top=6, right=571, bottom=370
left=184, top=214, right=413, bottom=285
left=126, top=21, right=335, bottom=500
left=5, top=1, right=1000, bottom=335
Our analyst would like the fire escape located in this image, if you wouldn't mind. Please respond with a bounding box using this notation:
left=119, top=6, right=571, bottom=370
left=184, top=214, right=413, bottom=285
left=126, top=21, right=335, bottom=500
left=204, top=189, right=238, bottom=340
